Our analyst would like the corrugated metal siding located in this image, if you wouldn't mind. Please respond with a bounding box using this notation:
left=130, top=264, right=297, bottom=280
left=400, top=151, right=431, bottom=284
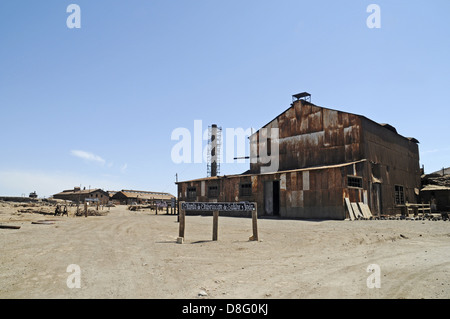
left=177, top=161, right=369, bottom=220
left=250, top=100, right=363, bottom=174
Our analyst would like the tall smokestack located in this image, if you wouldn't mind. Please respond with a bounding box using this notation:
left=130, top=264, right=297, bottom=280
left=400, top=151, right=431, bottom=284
left=211, top=124, right=218, bottom=177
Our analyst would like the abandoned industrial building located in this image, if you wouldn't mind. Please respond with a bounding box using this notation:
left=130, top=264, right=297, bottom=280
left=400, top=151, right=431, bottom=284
left=176, top=93, right=421, bottom=220
left=53, top=187, right=110, bottom=205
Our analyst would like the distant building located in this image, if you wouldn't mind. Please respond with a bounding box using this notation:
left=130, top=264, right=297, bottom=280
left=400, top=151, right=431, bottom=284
left=111, top=190, right=175, bottom=205
left=53, top=187, right=109, bottom=205
left=176, top=95, right=421, bottom=220
left=420, top=169, right=450, bottom=212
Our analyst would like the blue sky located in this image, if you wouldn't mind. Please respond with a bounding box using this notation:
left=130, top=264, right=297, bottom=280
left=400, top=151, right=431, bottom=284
left=0, top=0, right=449, bottom=198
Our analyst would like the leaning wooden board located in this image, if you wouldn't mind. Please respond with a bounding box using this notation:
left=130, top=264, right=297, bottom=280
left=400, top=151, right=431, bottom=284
left=358, top=202, right=373, bottom=218
left=351, top=202, right=364, bottom=219
left=345, top=198, right=355, bottom=220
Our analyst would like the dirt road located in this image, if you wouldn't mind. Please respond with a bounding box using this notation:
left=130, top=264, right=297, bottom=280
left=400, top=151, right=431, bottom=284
left=1, top=204, right=449, bottom=299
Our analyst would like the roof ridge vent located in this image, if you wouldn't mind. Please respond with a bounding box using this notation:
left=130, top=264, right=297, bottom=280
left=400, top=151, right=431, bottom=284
left=292, top=92, right=311, bottom=103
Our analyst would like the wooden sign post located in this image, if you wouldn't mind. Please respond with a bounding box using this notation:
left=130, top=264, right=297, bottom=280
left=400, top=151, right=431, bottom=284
left=212, top=211, right=219, bottom=241
left=178, top=202, right=257, bottom=243
left=178, top=201, right=185, bottom=243
left=251, top=203, right=258, bottom=241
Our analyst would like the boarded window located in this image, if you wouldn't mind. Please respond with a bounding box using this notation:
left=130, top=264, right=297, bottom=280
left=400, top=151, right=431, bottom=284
left=208, top=185, right=219, bottom=198
left=347, top=176, right=363, bottom=188
left=187, top=187, right=197, bottom=199
left=240, top=183, right=252, bottom=197
left=395, top=185, right=405, bottom=205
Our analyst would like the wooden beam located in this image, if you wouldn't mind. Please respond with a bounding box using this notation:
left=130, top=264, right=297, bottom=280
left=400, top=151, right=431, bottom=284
left=0, top=225, right=21, bottom=229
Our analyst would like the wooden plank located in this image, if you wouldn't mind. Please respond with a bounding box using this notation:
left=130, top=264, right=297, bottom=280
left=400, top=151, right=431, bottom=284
left=31, top=221, right=55, bottom=225
left=345, top=198, right=355, bottom=220
left=357, top=202, right=368, bottom=218
left=0, top=225, right=21, bottom=229
left=351, top=202, right=363, bottom=219
left=364, top=203, right=373, bottom=218
left=358, top=202, right=372, bottom=218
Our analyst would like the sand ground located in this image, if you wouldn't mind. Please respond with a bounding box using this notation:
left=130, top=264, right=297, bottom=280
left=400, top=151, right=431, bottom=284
left=0, top=202, right=449, bottom=299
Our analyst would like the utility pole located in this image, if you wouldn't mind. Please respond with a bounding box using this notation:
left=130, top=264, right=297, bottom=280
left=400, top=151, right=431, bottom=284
left=175, top=173, right=179, bottom=221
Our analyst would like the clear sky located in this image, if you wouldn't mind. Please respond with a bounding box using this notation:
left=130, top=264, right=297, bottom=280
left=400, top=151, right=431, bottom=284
left=0, top=0, right=449, bottom=198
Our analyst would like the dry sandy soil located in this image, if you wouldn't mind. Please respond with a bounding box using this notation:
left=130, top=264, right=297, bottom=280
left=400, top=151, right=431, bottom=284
left=0, top=202, right=449, bottom=299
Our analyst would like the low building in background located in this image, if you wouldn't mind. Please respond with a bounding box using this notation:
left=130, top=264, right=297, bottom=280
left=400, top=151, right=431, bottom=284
left=420, top=168, right=450, bottom=212
left=53, top=187, right=110, bottom=205
left=111, top=190, right=175, bottom=205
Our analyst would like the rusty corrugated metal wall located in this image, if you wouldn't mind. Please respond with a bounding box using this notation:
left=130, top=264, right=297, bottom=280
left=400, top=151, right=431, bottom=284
left=250, top=100, right=363, bottom=174
left=177, top=160, right=368, bottom=220
left=361, top=117, right=421, bottom=215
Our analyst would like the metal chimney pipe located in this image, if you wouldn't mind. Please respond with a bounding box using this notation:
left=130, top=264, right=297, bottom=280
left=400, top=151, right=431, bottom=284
left=211, top=124, right=218, bottom=177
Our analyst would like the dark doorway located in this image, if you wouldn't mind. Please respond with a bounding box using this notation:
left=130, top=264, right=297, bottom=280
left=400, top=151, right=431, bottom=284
left=264, top=180, right=280, bottom=216
left=372, top=183, right=382, bottom=216
left=273, top=180, right=280, bottom=215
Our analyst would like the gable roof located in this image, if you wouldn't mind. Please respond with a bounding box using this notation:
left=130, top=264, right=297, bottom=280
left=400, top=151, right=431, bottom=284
left=251, top=99, right=419, bottom=143
left=54, top=188, right=107, bottom=196
left=112, top=190, right=175, bottom=200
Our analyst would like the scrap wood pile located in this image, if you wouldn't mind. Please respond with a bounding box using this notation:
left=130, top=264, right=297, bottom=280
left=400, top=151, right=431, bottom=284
left=345, top=198, right=449, bottom=221
left=128, top=205, right=152, bottom=211
left=16, top=207, right=56, bottom=216
left=378, top=213, right=448, bottom=221
left=422, top=172, right=450, bottom=188
left=75, top=208, right=108, bottom=217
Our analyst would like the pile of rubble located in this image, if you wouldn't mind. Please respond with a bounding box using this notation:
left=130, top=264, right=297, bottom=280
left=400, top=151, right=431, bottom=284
left=421, top=171, right=450, bottom=188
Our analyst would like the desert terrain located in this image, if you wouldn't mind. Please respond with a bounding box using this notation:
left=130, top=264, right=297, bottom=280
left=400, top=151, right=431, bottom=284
left=0, top=201, right=449, bottom=299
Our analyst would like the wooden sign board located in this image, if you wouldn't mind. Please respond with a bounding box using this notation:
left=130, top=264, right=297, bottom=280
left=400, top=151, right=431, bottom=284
left=181, top=202, right=256, bottom=212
